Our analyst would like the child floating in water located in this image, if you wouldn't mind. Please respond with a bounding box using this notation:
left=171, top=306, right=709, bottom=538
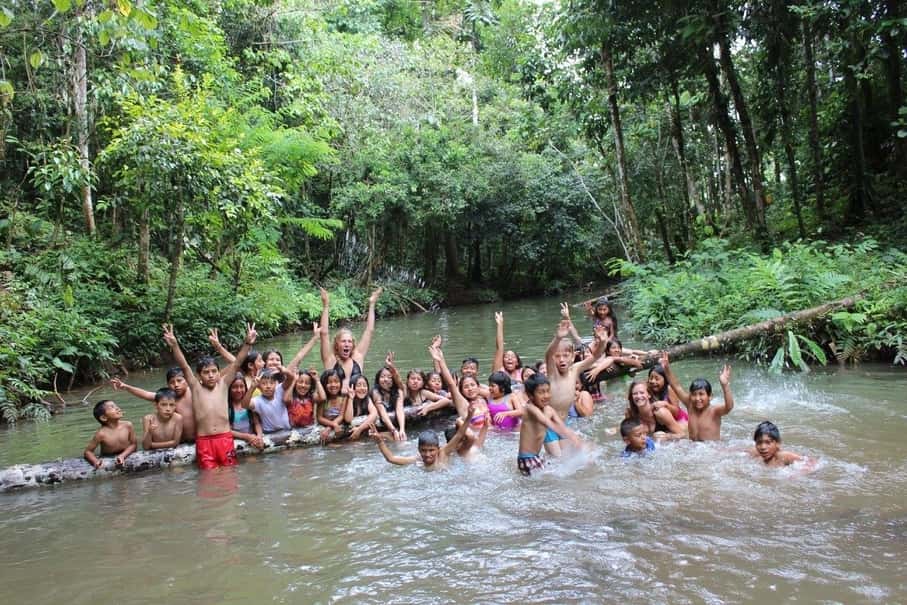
left=517, top=374, right=584, bottom=476
left=659, top=352, right=733, bottom=441
left=83, top=400, right=136, bottom=469
left=370, top=404, right=475, bottom=470
left=620, top=418, right=655, bottom=457
left=749, top=421, right=813, bottom=468
left=141, top=388, right=183, bottom=450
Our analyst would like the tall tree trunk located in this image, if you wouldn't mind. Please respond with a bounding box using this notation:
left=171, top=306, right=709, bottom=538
left=654, top=208, right=675, bottom=265
left=802, top=19, right=825, bottom=222
left=70, top=5, right=94, bottom=236
left=773, top=46, right=806, bottom=238
left=600, top=42, right=644, bottom=262
left=700, top=44, right=753, bottom=228
left=844, top=43, right=870, bottom=223
left=716, top=34, right=768, bottom=242
left=443, top=230, right=462, bottom=279
left=668, top=79, right=705, bottom=244
left=163, top=204, right=185, bottom=324
left=137, top=206, right=150, bottom=285
left=469, top=237, right=482, bottom=283
left=883, top=0, right=906, bottom=173
left=421, top=0, right=432, bottom=33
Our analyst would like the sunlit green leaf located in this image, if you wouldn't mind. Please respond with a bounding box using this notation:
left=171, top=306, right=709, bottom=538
left=0, top=7, right=13, bottom=27
left=52, top=0, right=72, bottom=13
left=29, top=51, right=45, bottom=70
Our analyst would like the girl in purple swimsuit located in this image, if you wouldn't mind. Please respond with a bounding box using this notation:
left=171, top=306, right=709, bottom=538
left=486, top=371, right=522, bottom=430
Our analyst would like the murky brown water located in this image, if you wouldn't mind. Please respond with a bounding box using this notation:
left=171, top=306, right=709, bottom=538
left=1, top=296, right=905, bottom=603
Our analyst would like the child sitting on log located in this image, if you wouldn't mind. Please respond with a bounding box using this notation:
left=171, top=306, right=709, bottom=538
left=658, top=351, right=733, bottom=441
left=141, top=388, right=183, bottom=450
left=110, top=367, right=194, bottom=443
left=83, top=400, right=136, bottom=469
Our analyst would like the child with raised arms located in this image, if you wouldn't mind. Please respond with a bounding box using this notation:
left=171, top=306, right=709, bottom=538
left=319, top=286, right=383, bottom=389
left=110, top=366, right=194, bottom=442
left=370, top=403, right=476, bottom=470
left=163, top=322, right=256, bottom=470
left=658, top=352, right=733, bottom=441
left=545, top=303, right=604, bottom=423
left=428, top=343, right=489, bottom=427
left=83, top=400, right=137, bottom=468
left=494, top=311, right=524, bottom=387
left=141, top=388, right=183, bottom=450
left=517, top=374, right=584, bottom=476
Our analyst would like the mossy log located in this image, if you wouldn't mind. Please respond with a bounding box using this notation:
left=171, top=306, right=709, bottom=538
left=0, top=406, right=452, bottom=493
left=601, top=294, right=862, bottom=380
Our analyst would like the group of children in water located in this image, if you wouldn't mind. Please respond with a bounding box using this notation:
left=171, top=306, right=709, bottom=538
left=85, top=292, right=809, bottom=475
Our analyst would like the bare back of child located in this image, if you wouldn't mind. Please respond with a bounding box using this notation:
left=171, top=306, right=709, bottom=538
left=659, top=352, right=733, bottom=441
left=84, top=400, right=137, bottom=468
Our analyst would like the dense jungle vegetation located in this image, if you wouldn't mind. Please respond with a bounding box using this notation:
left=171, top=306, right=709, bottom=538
left=0, top=0, right=904, bottom=422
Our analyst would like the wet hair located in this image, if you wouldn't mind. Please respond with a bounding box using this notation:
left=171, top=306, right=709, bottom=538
left=259, top=367, right=282, bottom=382
left=754, top=421, right=781, bottom=442
left=154, top=387, right=176, bottom=403
left=503, top=350, right=522, bottom=369
left=332, top=328, right=357, bottom=357
left=241, top=351, right=261, bottom=375
left=524, top=374, right=550, bottom=396
left=626, top=380, right=649, bottom=419
left=320, top=367, right=345, bottom=391
left=488, top=371, right=512, bottom=395
left=263, top=349, right=284, bottom=365
left=647, top=364, right=668, bottom=400
left=606, top=339, right=623, bottom=354
left=165, top=367, right=185, bottom=382
left=195, top=355, right=218, bottom=374
left=418, top=431, right=440, bottom=448
left=93, top=400, right=114, bottom=424
left=620, top=418, right=642, bottom=438
left=594, top=298, right=619, bottom=334
left=689, top=378, right=712, bottom=396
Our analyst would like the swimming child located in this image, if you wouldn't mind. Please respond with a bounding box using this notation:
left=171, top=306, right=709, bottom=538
left=428, top=343, right=490, bottom=427
left=625, top=381, right=686, bottom=440
left=163, top=322, right=257, bottom=470
left=110, top=366, right=194, bottom=442
left=620, top=418, right=655, bottom=457
left=749, top=421, right=812, bottom=468
left=141, top=388, right=183, bottom=450
left=486, top=371, right=523, bottom=429
left=444, top=414, right=490, bottom=460
left=517, top=374, right=584, bottom=475
left=319, top=286, right=383, bottom=389
left=83, top=400, right=137, bottom=468
left=228, top=373, right=264, bottom=449
left=658, top=352, right=733, bottom=441
left=545, top=303, right=604, bottom=423
left=370, top=403, right=476, bottom=470
left=346, top=373, right=380, bottom=440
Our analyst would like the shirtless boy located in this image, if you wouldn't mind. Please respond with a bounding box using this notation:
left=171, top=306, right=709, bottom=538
left=659, top=351, right=733, bottom=441
left=517, top=374, right=583, bottom=476
left=111, top=367, right=194, bottom=442
left=163, top=322, right=257, bottom=470
left=545, top=303, right=603, bottom=421
left=141, top=387, right=183, bottom=450
left=83, top=400, right=137, bottom=469
left=371, top=404, right=475, bottom=470
left=750, top=421, right=811, bottom=468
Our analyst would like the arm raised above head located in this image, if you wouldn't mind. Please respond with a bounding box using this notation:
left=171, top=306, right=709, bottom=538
left=318, top=288, right=333, bottom=369
left=162, top=324, right=198, bottom=390
left=223, top=323, right=257, bottom=379
left=371, top=428, right=417, bottom=466
left=716, top=364, right=734, bottom=416
left=110, top=378, right=155, bottom=402
left=208, top=328, right=236, bottom=364
left=355, top=287, right=383, bottom=360
left=493, top=312, right=505, bottom=371
left=659, top=351, right=690, bottom=405
left=429, top=345, right=467, bottom=417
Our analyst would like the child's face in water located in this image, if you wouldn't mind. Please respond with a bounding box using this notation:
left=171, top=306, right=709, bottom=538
left=529, top=383, right=551, bottom=408
left=418, top=444, right=440, bottom=466
left=690, top=388, right=711, bottom=411
left=754, top=435, right=780, bottom=463
left=624, top=424, right=649, bottom=451
left=168, top=374, right=188, bottom=396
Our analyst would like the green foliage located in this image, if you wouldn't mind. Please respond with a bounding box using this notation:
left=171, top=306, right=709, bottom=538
left=621, top=239, right=907, bottom=366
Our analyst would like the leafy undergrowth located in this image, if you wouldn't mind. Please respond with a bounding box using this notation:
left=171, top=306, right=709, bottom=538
left=611, top=238, right=907, bottom=369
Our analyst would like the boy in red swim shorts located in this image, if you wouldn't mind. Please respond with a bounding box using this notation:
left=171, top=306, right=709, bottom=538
left=163, top=322, right=257, bottom=470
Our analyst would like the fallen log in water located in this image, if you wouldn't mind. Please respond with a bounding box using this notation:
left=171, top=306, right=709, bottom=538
left=0, top=407, right=453, bottom=493
left=600, top=294, right=863, bottom=380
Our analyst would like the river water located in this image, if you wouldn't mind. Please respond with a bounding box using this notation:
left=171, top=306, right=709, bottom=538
left=1, top=296, right=906, bottom=603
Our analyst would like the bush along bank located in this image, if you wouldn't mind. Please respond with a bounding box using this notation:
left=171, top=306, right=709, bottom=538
left=610, top=238, right=907, bottom=370
left=0, top=238, right=440, bottom=424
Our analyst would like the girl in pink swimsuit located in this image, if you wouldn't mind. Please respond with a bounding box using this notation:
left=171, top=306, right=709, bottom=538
left=486, top=371, right=522, bottom=430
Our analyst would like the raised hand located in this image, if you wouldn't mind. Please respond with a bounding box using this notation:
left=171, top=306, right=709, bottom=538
left=719, top=364, right=732, bottom=386
left=495, top=311, right=503, bottom=325
left=369, top=426, right=384, bottom=443
left=311, top=322, right=321, bottom=339
left=560, top=302, right=571, bottom=321
left=162, top=323, right=177, bottom=348
left=207, top=327, right=222, bottom=349
left=319, top=287, right=329, bottom=305
left=593, top=324, right=608, bottom=342
left=556, top=320, right=571, bottom=339
left=385, top=350, right=396, bottom=368
left=244, top=322, right=257, bottom=345
left=659, top=350, right=671, bottom=369
left=430, top=334, right=442, bottom=349
left=368, top=287, right=383, bottom=305
left=427, top=345, right=444, bottom=363
left=110, top=377, right=124, bottom=390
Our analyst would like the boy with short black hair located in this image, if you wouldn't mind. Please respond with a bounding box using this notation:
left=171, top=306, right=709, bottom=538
left=83, top=400, right=137, bottom=469
left=241, top=367, right=295, bottom=433
left=750, top=421, right=810, bottom=468
left=371, top=403, right=475, bottom=470
left=659, top=351, right=733, bottom=441
left=517, top=374, right=584, bottom=476
left=110, top=366, right=195, bottom=442
left=620, top=418, right=655, bottom=457
left=141, top=387, right=183, bottom=450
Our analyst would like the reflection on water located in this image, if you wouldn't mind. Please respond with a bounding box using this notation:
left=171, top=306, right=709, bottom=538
left=1, top=296, right=906, bottom=602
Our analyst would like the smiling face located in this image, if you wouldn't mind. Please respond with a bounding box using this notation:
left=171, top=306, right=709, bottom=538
left=530, top=383, right=551, bottom=408
left=630, top=383, right=654, bottom=420
left=488, top=381, right=502, bottom=398
left=377, top=368, right=393, bottom=392
left=333, top=330, right=355, bottom=360
left=607, top=342, right=622, bottom=357
left=502, top=350, right=519, bottom=372
left=155, top=397, right=177, bottom=420
left=460, top=360, right=478, bottom=378
left=325, top=375, right=342, bottom=396
left=265, top=352, right=283, bottom=369
left=352, top=376, right=370, bottom=399
left=595, top=303, right=611, bottom=319
left=258, top=376, right=277, bottom=398
left=754, top=434, right=780, bottom=463
left=690, top=387, right=710, bottom=411
left=229, top=377, right=246, bottom=404
left=295, top=373, right=313, bottom=397
left=461, top=376, right=479, bottom=400
left=647, top=371, right=665, bottom=396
